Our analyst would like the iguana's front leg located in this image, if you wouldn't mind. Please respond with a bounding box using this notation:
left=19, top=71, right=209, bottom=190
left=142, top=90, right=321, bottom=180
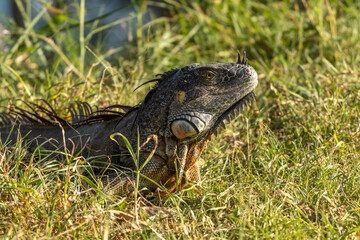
left=102, top=154, right=172, bottom=195
left=166, top=136, right=211, bottom=190
left=103, top=136, right=210, bottom=195
left=163, top=144, right=188, bottom=192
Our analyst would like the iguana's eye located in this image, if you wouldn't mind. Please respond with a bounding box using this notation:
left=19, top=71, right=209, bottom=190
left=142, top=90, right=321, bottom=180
left=203, top=71, right=215, bottom=79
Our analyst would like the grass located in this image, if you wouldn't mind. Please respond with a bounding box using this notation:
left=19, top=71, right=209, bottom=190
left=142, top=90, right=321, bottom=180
left=0, top=0, right=360, bottom=238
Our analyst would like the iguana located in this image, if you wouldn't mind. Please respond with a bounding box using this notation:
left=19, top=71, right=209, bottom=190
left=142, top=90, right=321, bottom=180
left=0, top=52, right=258, bottom=195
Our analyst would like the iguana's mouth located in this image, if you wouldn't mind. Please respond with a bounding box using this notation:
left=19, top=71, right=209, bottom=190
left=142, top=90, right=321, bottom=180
left=211, top=91, right=256, bottom=136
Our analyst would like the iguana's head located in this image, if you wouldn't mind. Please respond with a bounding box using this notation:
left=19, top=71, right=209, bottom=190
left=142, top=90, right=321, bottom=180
left=138, top=52, right=258, bottom=143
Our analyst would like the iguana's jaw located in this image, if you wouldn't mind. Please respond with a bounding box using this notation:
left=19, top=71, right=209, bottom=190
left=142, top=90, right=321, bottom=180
left=169, top=91, right=256, bottom=141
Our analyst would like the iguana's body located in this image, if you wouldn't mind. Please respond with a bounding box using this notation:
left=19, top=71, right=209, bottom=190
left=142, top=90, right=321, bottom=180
left=0, top=53, right=258, bottom=194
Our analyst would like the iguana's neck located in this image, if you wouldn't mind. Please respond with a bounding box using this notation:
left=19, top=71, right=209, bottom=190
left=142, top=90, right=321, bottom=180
left=136, top=87, right=177, bottom=138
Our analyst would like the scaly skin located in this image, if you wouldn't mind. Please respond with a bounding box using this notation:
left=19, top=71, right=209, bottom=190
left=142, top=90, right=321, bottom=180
left=0, top=52, right=258, bottom=195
